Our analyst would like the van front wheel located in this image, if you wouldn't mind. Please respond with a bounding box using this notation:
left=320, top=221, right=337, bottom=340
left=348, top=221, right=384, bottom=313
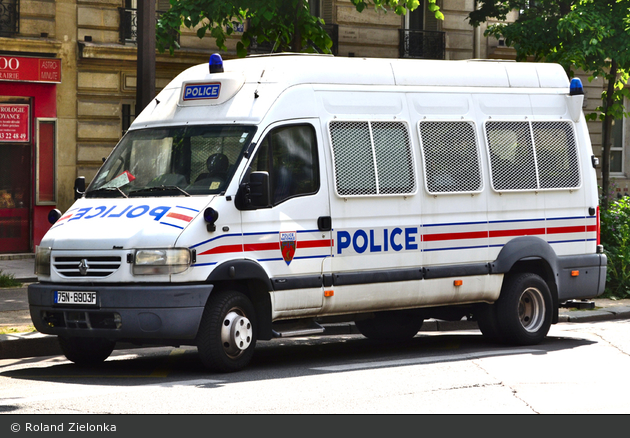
left=197, top=290, right=257, bottom=373
left=496, top=273, right=552, bottom=345
left=58, top=336, right=115, bottom=366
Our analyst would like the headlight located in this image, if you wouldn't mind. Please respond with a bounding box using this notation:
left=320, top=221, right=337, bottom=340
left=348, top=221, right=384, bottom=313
left=132, top=248, right=191, bottom=275
left=35, top=246, right=51, bottom=276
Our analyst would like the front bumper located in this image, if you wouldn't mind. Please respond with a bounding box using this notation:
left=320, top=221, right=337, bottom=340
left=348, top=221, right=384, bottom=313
left=28, top=283, right=213, bottom=343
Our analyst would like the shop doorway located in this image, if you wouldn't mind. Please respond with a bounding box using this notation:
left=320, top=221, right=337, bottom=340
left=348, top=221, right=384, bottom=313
left=0, top=97, right=32, bottom=253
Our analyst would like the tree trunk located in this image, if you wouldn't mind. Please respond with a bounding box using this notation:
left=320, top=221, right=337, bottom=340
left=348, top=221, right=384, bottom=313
left=291, top=1, right=302, bottom=52
left=601, top=59, right=618, bottom=210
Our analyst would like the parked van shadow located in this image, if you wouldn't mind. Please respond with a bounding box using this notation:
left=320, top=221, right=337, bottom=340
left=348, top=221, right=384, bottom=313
left=0, top=332, right=596, bottom=388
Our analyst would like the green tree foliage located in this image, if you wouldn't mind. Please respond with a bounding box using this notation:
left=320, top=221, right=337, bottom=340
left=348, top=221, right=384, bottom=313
left=600, top=195, right=630, bottom=298
left=469, top=0, right=630, bottom=209
left=156, top=0, right=443, bottom=58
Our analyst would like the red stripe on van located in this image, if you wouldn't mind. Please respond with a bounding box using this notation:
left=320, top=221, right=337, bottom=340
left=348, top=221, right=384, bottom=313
left=489, top=228, right=545, bottom=238
left=422, top=231, right=488, bottom=242
left=199, top=244, right=243, bottom=255
left=166, top=212, right=193, bottom=222
left=546, top=225, right=587, bottom=235
left=299, top=239, right=334, bottom=248
left=198, top=239, right=333, bottom=256
left=244, top=242, right=279, bottom=252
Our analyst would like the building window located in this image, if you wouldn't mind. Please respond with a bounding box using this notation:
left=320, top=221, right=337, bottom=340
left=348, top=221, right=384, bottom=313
left=0, top=0, right=19, bottom=37
left=400, top=0, right=445, bottom=59
left=122, top=103, right=135, bottom=134
left=119, top=0, right=174, bottom=45
left=610, top=117, right=624, bottom=175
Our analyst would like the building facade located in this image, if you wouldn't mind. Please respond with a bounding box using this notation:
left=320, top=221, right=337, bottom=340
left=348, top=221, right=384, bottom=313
left=0, top=0, right=615, bottom=254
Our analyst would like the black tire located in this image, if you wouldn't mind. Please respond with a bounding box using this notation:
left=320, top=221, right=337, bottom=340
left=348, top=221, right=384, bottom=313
left=495, top=273, right=553, bottom=345
left=58, top=336, right=115, bottom=366
left=355, top=311, right=423, bottom=341
left=196, top=290, right=257, bottom=373
left=475, top=303, right=504, bottom=343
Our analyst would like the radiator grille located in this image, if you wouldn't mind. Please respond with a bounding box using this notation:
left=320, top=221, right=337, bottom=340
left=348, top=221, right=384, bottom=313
left=53, top=256, right=122, bottom=278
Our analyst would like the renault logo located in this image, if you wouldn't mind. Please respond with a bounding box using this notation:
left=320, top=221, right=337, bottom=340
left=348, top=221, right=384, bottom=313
left=78, top=259, right=89, bottom=276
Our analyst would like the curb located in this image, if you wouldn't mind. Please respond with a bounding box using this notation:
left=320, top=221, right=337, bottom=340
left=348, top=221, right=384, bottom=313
left=558, top=305, right=630, bottom=323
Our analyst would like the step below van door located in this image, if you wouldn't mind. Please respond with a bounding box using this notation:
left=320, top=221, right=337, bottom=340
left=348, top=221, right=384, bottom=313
left=240, top=121, right=332, bottom=315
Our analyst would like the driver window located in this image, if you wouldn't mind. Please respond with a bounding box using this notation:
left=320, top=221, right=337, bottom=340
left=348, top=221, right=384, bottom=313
left=250, top=124, right=319, bottom=206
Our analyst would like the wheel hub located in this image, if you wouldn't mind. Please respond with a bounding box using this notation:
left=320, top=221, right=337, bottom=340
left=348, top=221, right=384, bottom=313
left=518, top=287, right=545, bottom=333
left=221, top=310, right=253, bottom=357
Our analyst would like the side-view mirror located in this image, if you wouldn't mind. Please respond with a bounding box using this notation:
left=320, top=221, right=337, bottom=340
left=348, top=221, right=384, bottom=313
left=74, top=176, right=86, bottom=200
left=235, top=171, right=271, bottom=210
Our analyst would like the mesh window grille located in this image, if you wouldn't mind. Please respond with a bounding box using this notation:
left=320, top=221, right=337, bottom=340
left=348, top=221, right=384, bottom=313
left=485, top=120, right=580, bottom=191
left=419, top=121, right=482, bottom=194
left=532, top=121, right=581, bottom=189
left=329, top=121, right=416, bottom=197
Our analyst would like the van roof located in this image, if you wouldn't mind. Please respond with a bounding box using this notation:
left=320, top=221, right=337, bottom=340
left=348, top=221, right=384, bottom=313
left=132, top=54, right=571, bottom=130
left=169, top=53, right=569, bottom=90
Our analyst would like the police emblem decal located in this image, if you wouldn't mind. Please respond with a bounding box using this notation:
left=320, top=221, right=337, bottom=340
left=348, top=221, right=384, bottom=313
left=280, top=232, right=297, bottom=265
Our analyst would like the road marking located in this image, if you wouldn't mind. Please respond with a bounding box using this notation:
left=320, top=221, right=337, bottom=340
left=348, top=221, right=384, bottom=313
left=311, top=348, right=543, bottom=372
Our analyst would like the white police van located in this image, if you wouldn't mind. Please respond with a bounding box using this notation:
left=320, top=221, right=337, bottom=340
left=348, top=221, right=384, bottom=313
left=28, top=53, right=607, bottom=372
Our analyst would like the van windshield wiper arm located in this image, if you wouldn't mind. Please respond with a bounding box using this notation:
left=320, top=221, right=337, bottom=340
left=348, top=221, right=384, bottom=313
left=128, top=186, right=191, bottom=197
left=85, top=187, right=128, bottom=198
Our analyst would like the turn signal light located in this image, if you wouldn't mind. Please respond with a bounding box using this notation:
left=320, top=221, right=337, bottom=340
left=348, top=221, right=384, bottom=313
left=571, top=270, right=580, bottom=277
left=454, top=280, right=463, bottom=287
left=324, top=290, right=334, bottom=297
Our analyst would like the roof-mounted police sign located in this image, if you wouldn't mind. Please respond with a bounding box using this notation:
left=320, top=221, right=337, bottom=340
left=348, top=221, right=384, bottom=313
left=183, top=82, right=221, bottom=101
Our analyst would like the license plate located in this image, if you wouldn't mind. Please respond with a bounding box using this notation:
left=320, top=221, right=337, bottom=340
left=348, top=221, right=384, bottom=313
left=54, top=291, right=98, bottom=306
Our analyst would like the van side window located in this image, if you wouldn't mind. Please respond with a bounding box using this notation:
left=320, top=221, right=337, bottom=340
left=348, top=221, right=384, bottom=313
left=485, top=120, right=581, bottom=191
left=532, top=121, right=581, bottom=189
left=329, top=121, right=416, bottom=196
left=419, top=121, right=483, bottom=194
left=250, top=124, right=320, bottom=206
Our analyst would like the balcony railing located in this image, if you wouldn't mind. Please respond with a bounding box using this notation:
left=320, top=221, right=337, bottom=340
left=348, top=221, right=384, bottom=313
left=119, top=7, right=177, bottom=44
left=399, top=29, right=445, bottom=60
left=0, top=0, right=19, bottom=37
left=250, top=24, right=339, bottom=56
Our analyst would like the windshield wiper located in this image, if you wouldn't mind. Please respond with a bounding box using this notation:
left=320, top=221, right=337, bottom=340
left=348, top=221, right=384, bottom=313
left=85, top=187, right=128, bottom=198
left=128, top=186, right=191, bottom=198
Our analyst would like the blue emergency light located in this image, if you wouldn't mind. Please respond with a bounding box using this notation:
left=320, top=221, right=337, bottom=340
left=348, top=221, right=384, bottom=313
left=570, top=78, right=584, bottom=96
left=209, top=53, right=224, bottom=74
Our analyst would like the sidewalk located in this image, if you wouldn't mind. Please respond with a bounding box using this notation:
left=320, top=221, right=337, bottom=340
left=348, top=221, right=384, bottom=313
left=2, top=253, right=630, bottom=360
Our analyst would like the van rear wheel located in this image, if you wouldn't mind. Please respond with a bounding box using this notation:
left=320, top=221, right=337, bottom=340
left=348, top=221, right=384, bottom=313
left=495, top=273, right=552, bottom=345
left=58, top=336, right=115, bottom=366
left=355, top=311, right=423, bottom=341
left=476, top=303, right=504, bottom=343
left=197, top=290, right=257, bottom=373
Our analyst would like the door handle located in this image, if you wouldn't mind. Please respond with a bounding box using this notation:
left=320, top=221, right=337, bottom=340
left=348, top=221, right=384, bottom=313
left=318, top=216, right=332, bottom=232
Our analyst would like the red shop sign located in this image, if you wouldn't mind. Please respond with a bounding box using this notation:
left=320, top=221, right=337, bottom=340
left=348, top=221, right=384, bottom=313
left=0, top=56, right=61, bottom=83
left=0, top=104, right=30, bottom=142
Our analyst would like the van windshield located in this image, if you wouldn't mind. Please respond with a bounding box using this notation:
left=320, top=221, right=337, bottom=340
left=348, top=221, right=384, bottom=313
left=86, top=125, right=256, bottom=197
